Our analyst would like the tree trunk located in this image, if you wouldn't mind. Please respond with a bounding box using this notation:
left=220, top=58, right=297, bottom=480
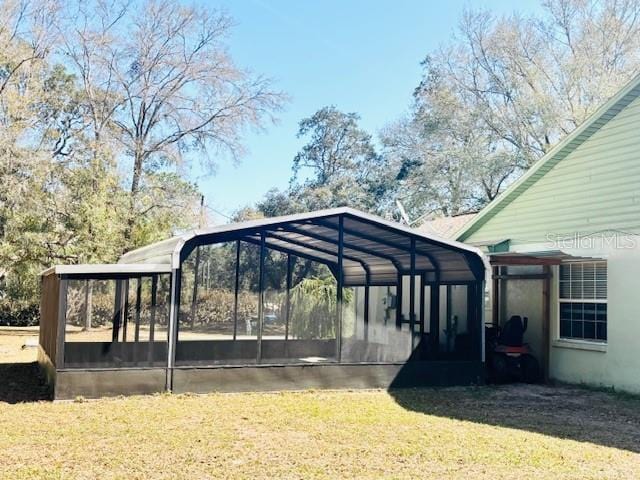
left=123, top=150, right=144, bottom=251
left=83, top=279, right=93, bottom=331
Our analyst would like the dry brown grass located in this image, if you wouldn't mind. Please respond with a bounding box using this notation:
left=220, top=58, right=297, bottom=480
left=0, top=386, right=638, bottom=479
left=0, top=331, right=639, bottom=479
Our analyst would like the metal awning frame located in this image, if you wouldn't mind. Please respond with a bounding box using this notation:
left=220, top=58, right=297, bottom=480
left=177, top=212, right=486, bottom=283
left=44, top=208, right=487, bottom=389
left=162, top=210, right=487, bottom=388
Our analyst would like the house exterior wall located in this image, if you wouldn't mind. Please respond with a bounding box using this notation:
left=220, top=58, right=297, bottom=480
left=461, top=94, right=640, bottom=247
left=548, top=248, right=640, bottom=394
left=480, top=239, right=640, bottom=394
left=459, top=90, right=640, bottom=394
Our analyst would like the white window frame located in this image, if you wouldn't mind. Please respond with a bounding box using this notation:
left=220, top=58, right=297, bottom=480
left=557, top=260, right=607, bottom=345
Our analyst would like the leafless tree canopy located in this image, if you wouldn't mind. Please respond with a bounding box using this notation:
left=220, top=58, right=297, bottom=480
left=382, top=0, right=640, bottom=218
left=0, top=0, right=285, bottom=316
left=58, top=0, right=285, bottom=244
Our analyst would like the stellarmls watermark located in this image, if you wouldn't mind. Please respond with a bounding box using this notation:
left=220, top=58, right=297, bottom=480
left=545, top=230, right=638, bottom=250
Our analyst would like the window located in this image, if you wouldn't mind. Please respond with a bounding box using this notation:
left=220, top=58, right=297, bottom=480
left=559, top=261, right=607, bottom=342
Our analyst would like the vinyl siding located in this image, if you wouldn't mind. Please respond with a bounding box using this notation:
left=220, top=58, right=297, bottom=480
left=463, top=94, right=640, bottom=245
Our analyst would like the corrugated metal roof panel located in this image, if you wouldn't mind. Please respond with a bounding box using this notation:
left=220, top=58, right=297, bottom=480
left=118, top=207, right=486, bottom=284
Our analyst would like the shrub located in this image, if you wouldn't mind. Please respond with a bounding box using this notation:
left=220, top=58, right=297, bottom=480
left=0, top=300, right=40, bottom=327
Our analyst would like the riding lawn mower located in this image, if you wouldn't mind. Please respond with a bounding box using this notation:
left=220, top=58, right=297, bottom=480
left=485, top=315, right=540, bottom=384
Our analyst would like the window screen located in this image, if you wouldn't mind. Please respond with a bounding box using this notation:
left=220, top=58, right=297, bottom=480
left=64, top=275, right=170, bottom=368
left=559, top=262, right=607, bottom=342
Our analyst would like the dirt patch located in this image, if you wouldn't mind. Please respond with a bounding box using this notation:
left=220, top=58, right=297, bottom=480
left=0, top=330, right=38, bottom=364
left=391, top=383, right=640, bottom=453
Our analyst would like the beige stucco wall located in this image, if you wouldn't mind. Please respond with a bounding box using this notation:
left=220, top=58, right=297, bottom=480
left=548, top=247, right=640, bottom=394
left=484, top=245, right=640, bottom=394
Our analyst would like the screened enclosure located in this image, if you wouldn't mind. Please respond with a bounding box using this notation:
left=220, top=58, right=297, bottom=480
left=63, top=275, right=172, bottom=368
left=40, top=208, right=487, bottom=398
left=176, top=241, right=340, bottom=365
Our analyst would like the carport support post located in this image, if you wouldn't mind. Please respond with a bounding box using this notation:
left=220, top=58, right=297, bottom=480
left=256, top=232, right=266, bottom=363
left=285, top=253, right=292, bottom=342
left=148, top=275, right=158, bottom=365
left=134, top=277, right=142, bottom=342
left=492, top=266, right=500, bottom=327
left=133, top=277, right=142, bottom=364
left=467, top=281, right=483, bottom=361
left=479, top=281, right=485, bottom=362
left=419, top=274, right=425, bottom=336
left=167, top=268, right=181, bottom=391
left=430, top=280, right=440, bottom=356
left=122, top=279, right=130, bottom=342
left=542, top=265, right=551, bottom=382
left=336, top=216, right=344, bottom=362
left=233, top=240, right=240, bottom=341
left=409, top=238, right=416, bottom=348
left=396, top=273, right=403, bottom=329
left=190, top=246, right=201, bottom=330
left=83, top=279, right=93, bottom=331
left=55, top=278, right=68, bottom=369
left=112, top=280, right=123, bottom=342
left=364, top=272, right=370, bottom=341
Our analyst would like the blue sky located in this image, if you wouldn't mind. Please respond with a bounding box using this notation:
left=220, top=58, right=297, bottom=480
left=197, top=0, right=542, bottom=222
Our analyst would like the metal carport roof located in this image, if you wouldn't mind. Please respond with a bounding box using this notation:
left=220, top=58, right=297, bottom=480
left=119, top=207, right=487, bottom=285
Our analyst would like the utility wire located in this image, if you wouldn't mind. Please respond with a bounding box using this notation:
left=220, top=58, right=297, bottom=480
left=203, top=204, right=233, bottom=221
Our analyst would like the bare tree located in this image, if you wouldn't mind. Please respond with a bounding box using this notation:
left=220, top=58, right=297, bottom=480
left=57, top=0, right=128, bottom=158
left=447, top=1, right=640, bottom=162
left=0, top=0, right=58, bottom=97
left=59, top=0, right=285, bottom=247
left=381, top=58, right=522, bottom=218
left=383, top=0, right=640, bottom=220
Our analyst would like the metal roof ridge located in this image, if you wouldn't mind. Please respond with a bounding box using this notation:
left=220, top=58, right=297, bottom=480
left=122, top=207, right=485, bottom=263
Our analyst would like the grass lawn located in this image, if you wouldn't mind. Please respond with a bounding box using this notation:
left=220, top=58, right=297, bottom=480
left=0, top=332, right=639, bottom=479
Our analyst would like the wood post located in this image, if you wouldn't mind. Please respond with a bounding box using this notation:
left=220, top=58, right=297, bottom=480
left=542, top=265, right=551, bottom=382
left=492, top=266, right=499, bottom=328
